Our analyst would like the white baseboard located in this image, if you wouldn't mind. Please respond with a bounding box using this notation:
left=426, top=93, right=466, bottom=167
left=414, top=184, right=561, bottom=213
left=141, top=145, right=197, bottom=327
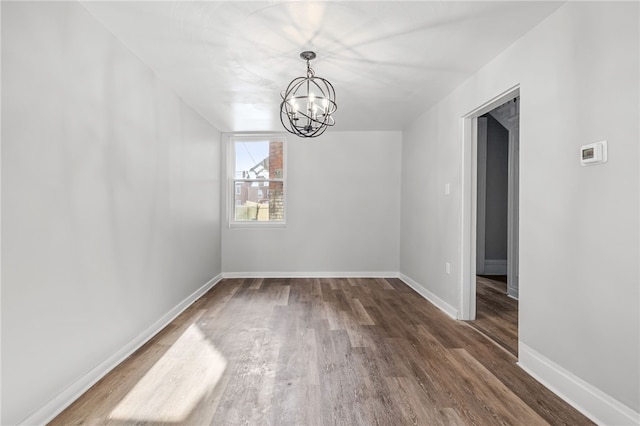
left=484, top=259, right=507, bottom=275
left=398, top=273, right=458, bottom=319
left=221, top=271, right=399, bottom=279
left=21, top=274, right=223, bottom=426
left=518, top=342, right=640, bottom=426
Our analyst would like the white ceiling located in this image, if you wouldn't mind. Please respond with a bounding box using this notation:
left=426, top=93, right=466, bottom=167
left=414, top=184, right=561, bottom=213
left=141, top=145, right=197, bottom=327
left=81, top=1, right=563, bottom=133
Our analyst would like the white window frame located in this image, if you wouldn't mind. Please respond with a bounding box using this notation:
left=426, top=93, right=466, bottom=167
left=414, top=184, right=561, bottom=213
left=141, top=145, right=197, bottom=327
left=228, top=135, right=287, bottom=228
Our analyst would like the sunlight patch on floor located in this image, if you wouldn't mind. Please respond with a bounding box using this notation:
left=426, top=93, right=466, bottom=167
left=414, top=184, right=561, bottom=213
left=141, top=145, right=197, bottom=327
left=109, top=324, right=226, bottom=423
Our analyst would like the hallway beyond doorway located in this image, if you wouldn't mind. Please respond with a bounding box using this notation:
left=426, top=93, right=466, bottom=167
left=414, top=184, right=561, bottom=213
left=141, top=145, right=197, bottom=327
left=468, top=276, right=518, bottom=356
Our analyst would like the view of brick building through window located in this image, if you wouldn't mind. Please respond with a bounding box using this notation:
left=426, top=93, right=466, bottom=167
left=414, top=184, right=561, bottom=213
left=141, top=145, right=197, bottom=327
left=268, top=141, right=284, bottom=221
left=233, top=139, right=284, bottom=222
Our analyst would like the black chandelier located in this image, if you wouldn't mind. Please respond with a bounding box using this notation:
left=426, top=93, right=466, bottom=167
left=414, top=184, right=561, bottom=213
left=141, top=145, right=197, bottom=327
left=280, top=51, right=337, bottom=138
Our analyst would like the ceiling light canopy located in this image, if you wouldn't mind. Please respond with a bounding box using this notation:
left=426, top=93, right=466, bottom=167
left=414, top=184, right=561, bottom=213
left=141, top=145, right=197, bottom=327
left=280, top=51, right=337, bottom=138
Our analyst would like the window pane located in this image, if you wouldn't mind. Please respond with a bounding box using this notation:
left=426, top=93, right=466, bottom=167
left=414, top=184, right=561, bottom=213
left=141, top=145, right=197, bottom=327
left=234, top=180, right=284, bottom=221
left=234, top=140, right=283, bottom=180
left=267, top=181, right=284, bottom=221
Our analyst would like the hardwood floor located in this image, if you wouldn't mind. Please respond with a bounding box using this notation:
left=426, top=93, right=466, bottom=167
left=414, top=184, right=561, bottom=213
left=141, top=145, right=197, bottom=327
left=50, top=278, right=592, bottom=425
left=469, top=276, right=519, bottom=356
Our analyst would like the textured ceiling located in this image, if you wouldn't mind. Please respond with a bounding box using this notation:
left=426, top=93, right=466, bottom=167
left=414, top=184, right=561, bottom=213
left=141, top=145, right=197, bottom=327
left=81, top=1, right=563, bottom=133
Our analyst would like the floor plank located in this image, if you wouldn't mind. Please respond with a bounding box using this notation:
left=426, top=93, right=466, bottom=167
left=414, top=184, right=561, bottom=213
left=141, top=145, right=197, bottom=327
left=50, top=278, right=592, bottom=426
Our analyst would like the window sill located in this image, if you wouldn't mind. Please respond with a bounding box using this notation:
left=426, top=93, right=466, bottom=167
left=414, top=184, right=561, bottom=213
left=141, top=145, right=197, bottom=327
left=229, top=221, right=287, bottom=229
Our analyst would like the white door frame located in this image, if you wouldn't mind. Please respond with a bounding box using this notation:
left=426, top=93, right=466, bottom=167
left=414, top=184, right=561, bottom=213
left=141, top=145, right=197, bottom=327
left=475, top=117, right=488, bottom=276
left=506, top=118, right=520, bottom=299
left=459, top=84, right=520, bottom=320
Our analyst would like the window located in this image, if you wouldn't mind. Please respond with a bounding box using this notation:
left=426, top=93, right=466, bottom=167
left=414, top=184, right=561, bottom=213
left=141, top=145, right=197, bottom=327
left=230, top=136, right=286, bottom=225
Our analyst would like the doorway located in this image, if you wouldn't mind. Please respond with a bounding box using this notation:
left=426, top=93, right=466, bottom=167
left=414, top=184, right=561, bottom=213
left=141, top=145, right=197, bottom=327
left=470, top=99, right=519, bottom=355
left=460, top=86, right=519, bottom=356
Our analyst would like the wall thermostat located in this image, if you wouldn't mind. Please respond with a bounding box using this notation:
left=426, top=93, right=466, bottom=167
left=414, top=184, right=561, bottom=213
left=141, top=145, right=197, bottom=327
left=580, top=141, right=607, bottom=166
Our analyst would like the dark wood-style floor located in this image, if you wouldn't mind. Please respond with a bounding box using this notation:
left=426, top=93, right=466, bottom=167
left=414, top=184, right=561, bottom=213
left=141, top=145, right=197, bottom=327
left=469, top=276, right=519, bottom=356
left=51, top=278, right=592, bottom=425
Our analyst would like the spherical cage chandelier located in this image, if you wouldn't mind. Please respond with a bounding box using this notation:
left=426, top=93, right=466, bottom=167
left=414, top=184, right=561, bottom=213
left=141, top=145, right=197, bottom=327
left=280, top=51, right=337, bottom=138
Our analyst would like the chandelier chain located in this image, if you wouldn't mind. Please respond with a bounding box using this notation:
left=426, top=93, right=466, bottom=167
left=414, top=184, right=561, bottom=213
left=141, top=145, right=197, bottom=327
left=306, top=61, right=315, bottom=79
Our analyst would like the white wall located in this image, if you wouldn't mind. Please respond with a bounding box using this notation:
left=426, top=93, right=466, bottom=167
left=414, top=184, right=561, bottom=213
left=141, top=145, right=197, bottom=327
left=1, top=2, right=222, bottom=424
left=400, top=1, right=639, bottom=420
left=222, top=131, right=401, bottom=275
